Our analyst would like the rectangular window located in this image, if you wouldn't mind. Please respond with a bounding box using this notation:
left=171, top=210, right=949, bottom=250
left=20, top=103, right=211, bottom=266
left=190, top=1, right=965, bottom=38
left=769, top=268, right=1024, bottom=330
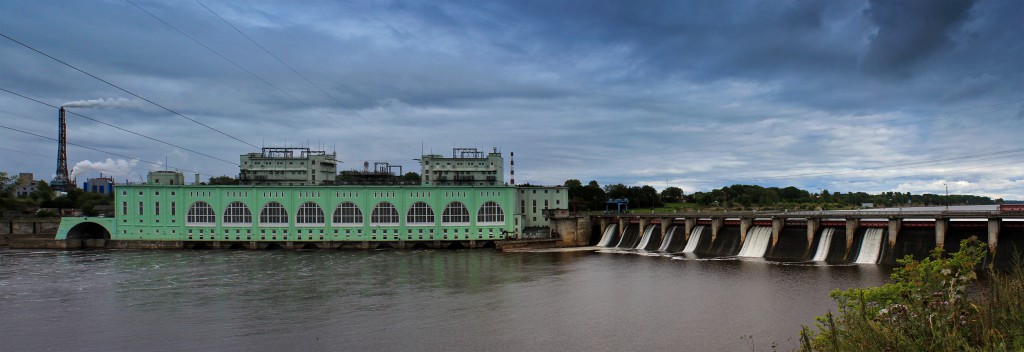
left=122, top=202, right=127, bottom=216
left=155, top=202, right=160, bottom=216
left=171, top=202, right=176, bottom=216
left=138, top=202, right=144, bottom=216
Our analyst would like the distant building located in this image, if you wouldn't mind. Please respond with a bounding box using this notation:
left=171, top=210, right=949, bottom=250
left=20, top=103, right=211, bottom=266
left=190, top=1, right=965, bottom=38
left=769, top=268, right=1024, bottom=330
left=15, top=173, right=38, bottom=197
left=239, top=147, right=337, bottom=186
left=148, top=170, right=185, bottom=185
left=419, top=148, right=504, bottom=186
left=84, top=177, right=115, bottom=195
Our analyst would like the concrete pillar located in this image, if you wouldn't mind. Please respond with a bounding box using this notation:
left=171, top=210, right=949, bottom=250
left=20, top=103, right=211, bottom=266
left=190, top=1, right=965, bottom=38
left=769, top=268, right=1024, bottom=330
left=618, top=217, right=627, bottom=237
left=711, top=217, right=724, bottom=242
left=935, top=218, right=948, bottom=251
left=598, top=217, right=610, bottom=235
left=661, top=218, right=673, bottom=239
left=988, top=218, right=1000, bottom=254
left=845, top=219, right=859, bottom=258
left=771, top=218, right=784, bottom=249
left=807, top=218, right=820, bottom=256
left=576, top=216, right=593, bottom=246
left=739, top=218, right=752, bottom=245
left=639, top=217, right=650, bottom=236
left=684, top=218, right=696, bottom=242
left=887, top=218, right=902, bottom=249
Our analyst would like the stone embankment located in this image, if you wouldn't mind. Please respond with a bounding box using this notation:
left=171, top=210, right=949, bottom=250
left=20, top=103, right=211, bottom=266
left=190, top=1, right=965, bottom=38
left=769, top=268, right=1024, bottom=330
left=0, top=218, right=64, bottom=249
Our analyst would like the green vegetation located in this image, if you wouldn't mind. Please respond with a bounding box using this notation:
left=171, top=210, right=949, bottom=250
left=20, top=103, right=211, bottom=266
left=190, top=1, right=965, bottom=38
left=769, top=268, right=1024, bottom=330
left=800, top=240, right=1024, bottom=351
left=0, top=171, right=112, bottom=217
left=565, top=180, right=996, bottom=213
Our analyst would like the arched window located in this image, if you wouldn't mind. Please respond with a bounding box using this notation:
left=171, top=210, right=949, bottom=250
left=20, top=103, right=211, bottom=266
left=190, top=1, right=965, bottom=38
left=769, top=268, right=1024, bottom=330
left=333, top=202, right=363, bottom=225
left=442, top=201, right=470, bottom=224
left=222, top=201, right=251, bottom=226
left=406, top=202, right=435, bottom=224
left=186, top=201, right=215, bottom=225
left=477, top=201, right=504, bottom=224
left=296, top=202, right=325, bottom=226
left=370, top=202, right=399, bottom=225
left=260, top=201, right=288, bottom=226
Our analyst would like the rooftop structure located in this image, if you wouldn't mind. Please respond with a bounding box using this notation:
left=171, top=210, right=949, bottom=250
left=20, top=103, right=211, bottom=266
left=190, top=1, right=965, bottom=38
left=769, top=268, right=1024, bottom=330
left=419, top=148, right=504, bottom=187
left=148, top=170, right=185, bottom=185
left=239, top=147, right=337, bottom=186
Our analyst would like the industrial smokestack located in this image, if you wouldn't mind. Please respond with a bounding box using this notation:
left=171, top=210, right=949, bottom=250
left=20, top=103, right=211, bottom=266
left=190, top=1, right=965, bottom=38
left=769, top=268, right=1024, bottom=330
left=52, top=107, right=71, bottom=192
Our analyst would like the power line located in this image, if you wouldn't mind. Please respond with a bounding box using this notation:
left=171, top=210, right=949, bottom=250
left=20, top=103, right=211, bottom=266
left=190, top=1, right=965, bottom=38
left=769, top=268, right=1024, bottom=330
left=193, top=0, right=396, bottom=136
left=0, top=32, right=257, bottom=148
left=0, top=87, right=237, bottom=165
left=0, top=146, right=52, bottom=159
left=0, top=123, right=215, bottom=177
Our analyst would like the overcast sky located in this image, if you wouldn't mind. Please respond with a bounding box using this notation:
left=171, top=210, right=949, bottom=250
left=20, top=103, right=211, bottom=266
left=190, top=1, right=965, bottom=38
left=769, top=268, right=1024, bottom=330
left=2, top=0, right=1022, bottom=199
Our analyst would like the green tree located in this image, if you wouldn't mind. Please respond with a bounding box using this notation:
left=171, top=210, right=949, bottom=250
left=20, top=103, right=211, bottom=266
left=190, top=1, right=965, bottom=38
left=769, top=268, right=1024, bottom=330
left=402, top=172, right=421, bottom=183
left=660, top=186, right=684, bottom=203
left=207, top=175, right=239, bottom=185
left=30, top=180, right=54, bottom=202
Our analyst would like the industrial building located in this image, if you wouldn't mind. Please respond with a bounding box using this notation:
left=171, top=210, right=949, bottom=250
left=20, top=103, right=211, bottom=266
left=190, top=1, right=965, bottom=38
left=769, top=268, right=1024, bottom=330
left=239, top=147, right=337, bottom=186
left=54, top=146, right=568, bottom=247
left=83, top=177, right=114, bottom=195
left=418, top=148, right=504, bottom=186
left=15, top=173, right=38, bottom=197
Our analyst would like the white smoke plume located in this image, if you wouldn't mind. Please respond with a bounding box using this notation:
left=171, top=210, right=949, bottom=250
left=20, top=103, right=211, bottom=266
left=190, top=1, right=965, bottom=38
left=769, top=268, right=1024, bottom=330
left=70, top=158, right=139, bottom=180
left=62, top=97, right=146, bottom=110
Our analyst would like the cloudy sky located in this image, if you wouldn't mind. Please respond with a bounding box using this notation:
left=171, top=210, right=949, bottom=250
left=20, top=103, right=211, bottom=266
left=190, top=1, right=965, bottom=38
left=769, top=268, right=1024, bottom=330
left=2, top=0, right=1022, bottom=198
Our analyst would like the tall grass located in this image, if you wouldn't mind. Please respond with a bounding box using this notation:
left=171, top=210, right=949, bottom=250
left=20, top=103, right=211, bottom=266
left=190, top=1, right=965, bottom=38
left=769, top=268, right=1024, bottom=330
left=800, top=239, right=1024, bottom=351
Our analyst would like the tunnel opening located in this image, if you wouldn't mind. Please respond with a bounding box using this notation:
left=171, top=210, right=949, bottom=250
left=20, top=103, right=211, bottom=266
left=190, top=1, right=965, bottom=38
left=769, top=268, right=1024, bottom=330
left=588, top=222, right=603, bottom=246
left=300, top=243, right=319, bottom=250
left=190, top=242, right=211, bottom=250
left=894, top=227, right=936, bottom=261
left=447, top=242, right=466, bottom=250
left=481, top=241, right=496, bottom=249
left=410, top=243, right=431, bottom=250
left=226, top=243, right=247, bottom=250
left=66, top=222, right=111, bottom=249
left=264, top=243, right=283, bottom=251
left=375, top=243, right=394, bottom=250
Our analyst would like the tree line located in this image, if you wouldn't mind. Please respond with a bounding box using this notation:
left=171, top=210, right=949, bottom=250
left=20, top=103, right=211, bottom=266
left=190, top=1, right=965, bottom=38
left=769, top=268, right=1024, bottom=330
left=564, top=179, right=997, bottom=211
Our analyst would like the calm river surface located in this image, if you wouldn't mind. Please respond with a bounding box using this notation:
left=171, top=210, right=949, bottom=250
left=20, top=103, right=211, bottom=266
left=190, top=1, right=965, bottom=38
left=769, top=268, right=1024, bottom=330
left=0, top=248, right=889, bottom=351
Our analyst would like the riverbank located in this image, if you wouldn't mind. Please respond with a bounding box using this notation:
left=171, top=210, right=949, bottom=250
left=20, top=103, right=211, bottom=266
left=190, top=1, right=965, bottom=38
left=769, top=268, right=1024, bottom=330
left=800, top=241, right=1024, bottom=351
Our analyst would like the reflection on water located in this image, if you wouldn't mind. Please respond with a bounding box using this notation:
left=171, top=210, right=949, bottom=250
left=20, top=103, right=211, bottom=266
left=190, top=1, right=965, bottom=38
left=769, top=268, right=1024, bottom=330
left=0, top=249, right=888, bottom=351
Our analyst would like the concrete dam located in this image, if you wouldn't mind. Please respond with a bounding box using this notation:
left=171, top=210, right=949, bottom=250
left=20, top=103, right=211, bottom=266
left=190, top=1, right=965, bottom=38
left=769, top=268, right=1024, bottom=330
left=548, top=209, right=1024, bottom=267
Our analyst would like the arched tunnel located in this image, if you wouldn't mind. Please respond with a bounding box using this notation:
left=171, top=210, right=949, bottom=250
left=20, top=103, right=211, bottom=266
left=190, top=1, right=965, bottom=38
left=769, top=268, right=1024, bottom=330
left=66, top=222, right=111, bottom=249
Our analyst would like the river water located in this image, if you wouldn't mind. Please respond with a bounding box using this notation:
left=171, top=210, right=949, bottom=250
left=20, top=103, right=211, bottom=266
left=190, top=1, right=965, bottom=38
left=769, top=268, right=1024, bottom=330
left=0, top=248, right=889, bottom=351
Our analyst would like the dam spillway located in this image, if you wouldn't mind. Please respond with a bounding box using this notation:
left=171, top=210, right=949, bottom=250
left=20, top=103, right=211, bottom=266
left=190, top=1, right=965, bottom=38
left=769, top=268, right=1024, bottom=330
left=575, top=209, right=1024, bottom=267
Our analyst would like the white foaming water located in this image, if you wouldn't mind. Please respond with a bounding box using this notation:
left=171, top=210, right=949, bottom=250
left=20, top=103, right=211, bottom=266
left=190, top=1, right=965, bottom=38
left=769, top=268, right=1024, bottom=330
left=682, top=225, right=705, bottom=253
left=635, top=225, right=657, bottom=250
left=812, top=228, right=835, bottom=261
left=855, top=228, right=884, bottom=264
left=737, top=226, right=773, bottom=258
left=597, top=224, right=618, bottom=247
left=658, top=226, right=679, bottom=252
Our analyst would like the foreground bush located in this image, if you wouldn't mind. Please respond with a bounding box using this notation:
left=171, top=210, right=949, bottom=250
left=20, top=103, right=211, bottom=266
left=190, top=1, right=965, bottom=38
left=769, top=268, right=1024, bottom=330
left=801, top=240, right=1024, bottom=351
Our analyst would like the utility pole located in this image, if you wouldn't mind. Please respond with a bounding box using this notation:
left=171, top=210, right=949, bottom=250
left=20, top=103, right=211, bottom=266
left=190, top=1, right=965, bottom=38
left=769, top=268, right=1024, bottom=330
left=944, top=183, right=949, bottom=212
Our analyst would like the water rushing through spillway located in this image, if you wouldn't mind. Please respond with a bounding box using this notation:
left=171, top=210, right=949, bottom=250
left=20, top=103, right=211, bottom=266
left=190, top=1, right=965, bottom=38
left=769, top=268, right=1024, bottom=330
left=812, top=228, right=835, bottom=262
left=855, top=228, right=884, bottom=264
left=682, top=225, right=705, bottom=253
left=737, top=226, right=773, bottom=257
left=657, top=226, right=677, bottom=252
left=597, top=224, right=618, bottom=247
left=635, top=225, right=657, bottom=250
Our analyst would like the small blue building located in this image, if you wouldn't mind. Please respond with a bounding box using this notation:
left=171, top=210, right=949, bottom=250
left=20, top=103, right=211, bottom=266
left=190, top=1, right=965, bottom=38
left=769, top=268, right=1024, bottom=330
left=84, top=177, right=115, bottom=195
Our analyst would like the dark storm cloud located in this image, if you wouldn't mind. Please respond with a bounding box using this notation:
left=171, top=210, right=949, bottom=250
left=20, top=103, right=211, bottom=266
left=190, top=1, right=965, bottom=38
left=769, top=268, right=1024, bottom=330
left=860, top=0, right=976, bottom=79
left=2, top=0, right=1023, bottom=198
